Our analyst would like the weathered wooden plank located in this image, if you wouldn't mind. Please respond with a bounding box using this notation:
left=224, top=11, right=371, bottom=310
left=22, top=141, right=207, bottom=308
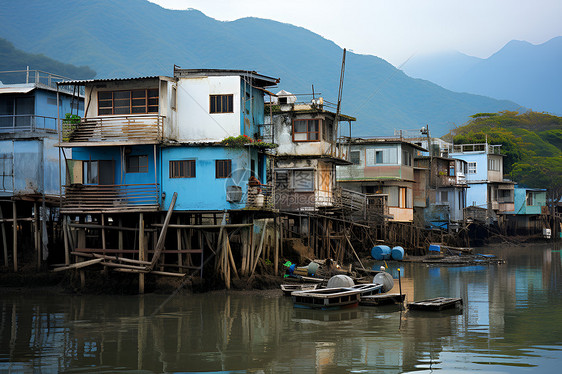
left=52, top=258, right=103, bottom=272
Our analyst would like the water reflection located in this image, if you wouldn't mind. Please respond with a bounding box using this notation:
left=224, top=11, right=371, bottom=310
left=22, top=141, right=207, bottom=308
left=1, top=243, right=561, bottom=372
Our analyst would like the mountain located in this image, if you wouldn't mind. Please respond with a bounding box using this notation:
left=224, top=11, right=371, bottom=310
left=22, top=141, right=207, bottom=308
left=0, top=38, right=96, bottom=82
left=0, top=0, right=521, bottom=136
left=403, top=37, right=562, bottom=115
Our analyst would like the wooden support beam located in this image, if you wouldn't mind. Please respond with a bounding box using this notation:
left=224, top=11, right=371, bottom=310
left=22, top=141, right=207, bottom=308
left=345, top=230, right=365, bottom=270
left=225, top=233, right=239, bottom=280
left=152, top=223, right=253, bottom=229
left=12, top=201, right=17, bottom=272
left=250, top=220, right=267, bottom=278
left=147, top=192, right=177, bottom=271
left=139, top=212, right=145, bottom=294
left=34, top=203, right=40, bottom=270
left=0, top=204, right=8, bottom=268
left=52, top=258, right=103, bottom=272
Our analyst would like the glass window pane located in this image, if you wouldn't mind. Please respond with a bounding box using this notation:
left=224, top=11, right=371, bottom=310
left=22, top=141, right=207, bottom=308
left=114, top=107, right=130, bottom=114
left=294, top=121, right=307, bottom=133
left=132, top=99, right=146, bottom=106
left=148, top=106, right=158, bottom=113
left=132, top=90, right=145, bottom=99
left=99, top=108, right=112, bottom=115
left=308, top=132, right=319, bottom=141
left=309, top=120, right=319, bottom=132
left=148, top=98, right=158, bottom=106
left=114, top=91, right=130, bottom=100
left=148, top=89, right=158, bottom=98
left=132, top=107, right=145, bottom=114
left=98, top=91, right=112, bottom=100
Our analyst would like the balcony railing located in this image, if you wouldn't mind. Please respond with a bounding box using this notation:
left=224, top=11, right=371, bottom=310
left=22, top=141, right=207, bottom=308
left=62, top=115, right=164, bottom=144
left=246, top=184, right=275, bottom=210
left=62, top=183, right=160, bottom=213
left=0, top=115, right=58, bottom=133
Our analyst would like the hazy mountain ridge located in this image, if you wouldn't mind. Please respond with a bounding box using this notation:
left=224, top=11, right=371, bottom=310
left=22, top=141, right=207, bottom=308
left=403, top=37, right=562, bottom=115
left=0, top=38, right=96, bottom=82
left=0, top=0, right=521, bottom=135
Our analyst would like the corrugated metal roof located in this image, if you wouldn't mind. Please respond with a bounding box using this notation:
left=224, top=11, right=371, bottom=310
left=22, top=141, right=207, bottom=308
left=57, top=75, right=164, bottom=86
left=0, top=85, right=35, bottom=94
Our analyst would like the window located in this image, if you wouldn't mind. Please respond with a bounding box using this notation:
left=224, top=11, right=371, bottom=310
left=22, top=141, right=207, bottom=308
left=402, top=150, right=412, bottom=166
left=98, top=88, right=158, bottom=115
left=488, top=158, right=500, bottom=171
left=526, top=192, right=533, bottom=206
left=440, top=190, right=449, bottom=203
left=350, top=150, right=361, bottom=165
left=468, top=162, right=477, bottom=174
left=126, top=155, right=148, bottom=173
left=291, top=170, right=314, bottom=191
left=216, top=159, right=232, bottom=178
left=171, top=87, right=177, bottom=110
left=293, top=119, right=320, bottom=142
left=375, top=150, right=383, bottom=164
left=83, top=160, right=98, bottom=184
left=210, top=94, right=234, bottom=113
left=170, top=160, right=195, bottom=178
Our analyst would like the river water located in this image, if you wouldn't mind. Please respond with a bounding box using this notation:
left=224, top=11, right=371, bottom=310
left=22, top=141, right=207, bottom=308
left=1, top=243, right=561, bottom=373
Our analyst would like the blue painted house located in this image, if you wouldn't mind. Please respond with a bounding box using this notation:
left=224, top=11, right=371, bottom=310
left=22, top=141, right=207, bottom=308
left=504, top=186, right=547, bottom=235
left=1, top=69, right=81, bottom=199
left=0, top=69, right=83, bottom=269
left=448, top=143, right=514, bottom=224
left=58, top=68, right=279, bottom=214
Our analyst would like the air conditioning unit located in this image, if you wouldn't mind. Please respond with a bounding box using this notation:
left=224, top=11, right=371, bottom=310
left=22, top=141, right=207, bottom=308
left=226, top=185, right=243, bottom=202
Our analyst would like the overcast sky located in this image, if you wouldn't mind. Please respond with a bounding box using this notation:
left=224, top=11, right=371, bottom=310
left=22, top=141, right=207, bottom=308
left=149, top=0, right=562, bottom=66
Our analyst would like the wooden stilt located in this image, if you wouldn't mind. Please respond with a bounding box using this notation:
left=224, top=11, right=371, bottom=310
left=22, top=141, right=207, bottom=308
left=34, top=203, right=40, bottom=269
left=63, top=217, right=70, bottom=265
left=139, top=213, right=145, bottom=294
left=226, top=233, right=239, bottom=280
left=12, top=201, right=17, bottom=272
left=250, top=220, right=267, bottom=277
left=274, top=216, right=279, bottom=276
left=177, top=216, right=183, bottom=268
left=101, top=214, right=106, bottom=250
left=118, top=217, right=123, bottom=252
left=0, top=204, right=7, bottom=267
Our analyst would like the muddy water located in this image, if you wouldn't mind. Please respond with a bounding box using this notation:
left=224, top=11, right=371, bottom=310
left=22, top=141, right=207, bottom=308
left=1, top=243, right=562, bottom=373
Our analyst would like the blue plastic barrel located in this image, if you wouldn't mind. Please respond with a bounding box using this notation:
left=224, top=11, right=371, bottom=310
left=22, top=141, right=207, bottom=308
left=428, top=244, right=441, bottom=253
left=391, top=246, right=405, bottom=261
left=371, top=245, right=391, bottom=260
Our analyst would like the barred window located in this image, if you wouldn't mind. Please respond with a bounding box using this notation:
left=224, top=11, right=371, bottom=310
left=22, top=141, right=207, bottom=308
left=169, top=160, right=196, bottom=178
left=350, top=150, right=361, bottom=165
left=210, top=94, right=234, bottom=113
left=98, top=88, right=158, bottom=115
left=215, top=159, right=232, bottom=178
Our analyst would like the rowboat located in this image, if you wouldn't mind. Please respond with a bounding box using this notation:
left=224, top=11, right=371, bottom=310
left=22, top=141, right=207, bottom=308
left=291, top=287, right=362, bottom=310
left=280, top=283, right=319, bottom=296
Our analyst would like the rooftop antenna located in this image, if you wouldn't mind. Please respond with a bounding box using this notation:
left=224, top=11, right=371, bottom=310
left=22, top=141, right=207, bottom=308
left=333, top=48, right=346, bottom=156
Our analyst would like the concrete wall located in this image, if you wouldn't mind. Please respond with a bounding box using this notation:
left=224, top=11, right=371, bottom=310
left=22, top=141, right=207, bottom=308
left=449, top=152, right=488, bottom=182
left=466, top=183, right=487, bottom=208
left=161, top=146, right=258, bottom=211
left=337, top=143, right=414, bottom=182
left=513, top=188, right=547, bottom=215
left=176, top=76, right=242, bottom=142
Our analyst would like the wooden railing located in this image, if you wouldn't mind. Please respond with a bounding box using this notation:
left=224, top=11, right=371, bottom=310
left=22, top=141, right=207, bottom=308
left=63, top=115, right=163, bottom=143
left=246, top=184, right=275, bottom=209
left=62, top=184, right=160, bottom=213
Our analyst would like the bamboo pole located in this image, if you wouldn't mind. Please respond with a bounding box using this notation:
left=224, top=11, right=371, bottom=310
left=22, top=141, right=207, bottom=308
left=147, top=192, right=177, bottom=271
left=250, top=220, right=267, bottom=277
left=52, top=258, right=103, bottom=272
left=226, top=233, right=239, bottom=280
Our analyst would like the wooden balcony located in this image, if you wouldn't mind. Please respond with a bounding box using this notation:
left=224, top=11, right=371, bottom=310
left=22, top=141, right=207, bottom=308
left=62, top=115, right=164, bottom=145
left=62, top=184, right=160, bottom=213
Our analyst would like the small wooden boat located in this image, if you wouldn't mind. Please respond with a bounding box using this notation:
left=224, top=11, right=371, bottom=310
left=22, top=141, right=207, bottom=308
left=292, top=287, right=362, bottom=310
left=280, top=283, right=319, bottom=296
left=360, top=293, right=406, bottom=306
left=350, top=283, right=383, bottom=296
left=408, top=297, right=463, bottom=311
